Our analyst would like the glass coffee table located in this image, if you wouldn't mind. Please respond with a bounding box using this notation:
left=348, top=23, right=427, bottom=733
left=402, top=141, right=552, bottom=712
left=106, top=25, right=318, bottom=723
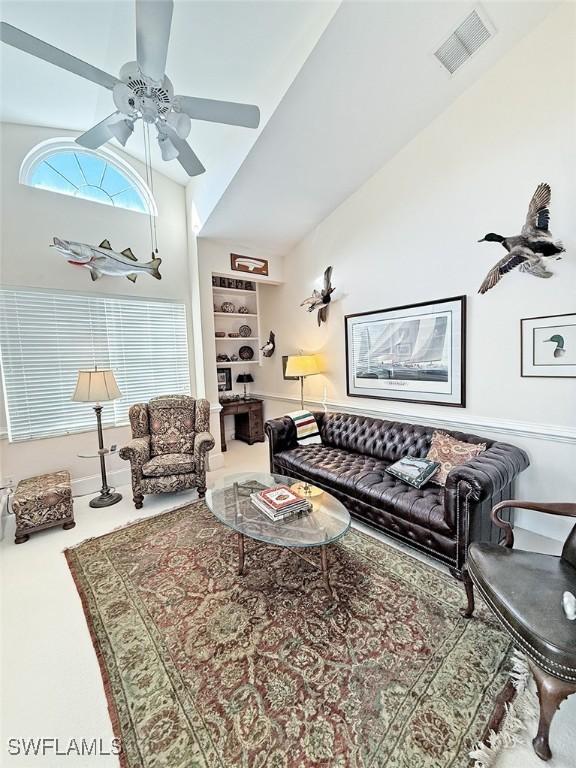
left=205, top=472, right=350, bottom=600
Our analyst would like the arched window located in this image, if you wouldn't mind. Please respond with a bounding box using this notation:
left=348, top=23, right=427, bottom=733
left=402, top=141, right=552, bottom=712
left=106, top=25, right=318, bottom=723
left=20, top=139, right=157, bottom=216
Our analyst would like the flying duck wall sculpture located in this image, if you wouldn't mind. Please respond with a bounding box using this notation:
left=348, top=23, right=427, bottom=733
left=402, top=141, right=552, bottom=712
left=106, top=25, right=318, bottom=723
left=478, top=183, right=564, bottom=294
left=52, top=237, right=162, bottom=282
left=301, top=266, right=335, bottom=326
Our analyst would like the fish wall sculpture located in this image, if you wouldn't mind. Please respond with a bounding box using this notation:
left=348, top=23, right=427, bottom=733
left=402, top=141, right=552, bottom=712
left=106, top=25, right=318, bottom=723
left=51, top=237, right=161, bottom=282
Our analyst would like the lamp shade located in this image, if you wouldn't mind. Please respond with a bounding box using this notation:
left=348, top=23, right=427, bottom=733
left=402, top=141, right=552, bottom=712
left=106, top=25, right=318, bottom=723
left=236, top=373, right=254, bottom=384
left=285, top=354, right=321, bottom=378
left=72, top=368, right=121, bottom=403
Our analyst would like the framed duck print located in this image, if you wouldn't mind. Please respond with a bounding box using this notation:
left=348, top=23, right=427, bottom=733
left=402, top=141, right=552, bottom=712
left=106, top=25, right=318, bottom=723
left=345, top=296, right=466, bottom=407
left=521, top=313, right=576, bottom=377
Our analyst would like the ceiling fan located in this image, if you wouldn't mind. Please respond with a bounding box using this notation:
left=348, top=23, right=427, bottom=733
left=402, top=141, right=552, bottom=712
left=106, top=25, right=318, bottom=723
left=0, top=0, right=260, bottom=176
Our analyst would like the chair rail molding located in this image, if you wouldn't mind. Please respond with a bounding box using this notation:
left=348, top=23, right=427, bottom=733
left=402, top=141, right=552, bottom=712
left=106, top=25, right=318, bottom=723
left=255, top=392, right=576, bottom=445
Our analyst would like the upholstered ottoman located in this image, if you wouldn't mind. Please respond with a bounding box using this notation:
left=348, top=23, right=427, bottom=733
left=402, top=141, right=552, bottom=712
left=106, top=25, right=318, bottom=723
left=12, top=471, right=75, bottom=544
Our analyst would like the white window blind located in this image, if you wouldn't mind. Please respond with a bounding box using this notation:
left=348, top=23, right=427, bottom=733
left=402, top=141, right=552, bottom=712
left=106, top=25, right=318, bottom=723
left=0, top=289, right=191, bottom=442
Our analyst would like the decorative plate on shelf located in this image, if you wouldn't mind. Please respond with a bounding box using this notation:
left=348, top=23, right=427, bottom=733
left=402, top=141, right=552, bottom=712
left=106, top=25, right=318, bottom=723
left=220, top=301, right=236, bottom=313
left=238, top=306, right=249, bottom=314
left=239, top=345, right=254, bottom=360
left=239, top=325, right=252, bottom=337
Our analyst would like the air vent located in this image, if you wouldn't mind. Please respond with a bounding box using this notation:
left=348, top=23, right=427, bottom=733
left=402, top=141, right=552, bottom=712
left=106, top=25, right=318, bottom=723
left=434, top=10, right=492, bottom=74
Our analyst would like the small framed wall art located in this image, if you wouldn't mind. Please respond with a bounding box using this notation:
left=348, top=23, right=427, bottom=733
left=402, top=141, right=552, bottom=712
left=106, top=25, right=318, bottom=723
left=217, top=367, right=232, bottom=392
left=231, top=253, right=269, bottom=276
left=345, top=296, right=466, bottom=407
left=521, top=313, right=576, bottom=377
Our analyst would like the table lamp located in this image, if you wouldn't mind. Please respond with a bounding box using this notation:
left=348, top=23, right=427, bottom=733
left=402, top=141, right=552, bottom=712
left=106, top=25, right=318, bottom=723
left=285, top=354, right=321, bottom=409
left=72, top=367, right=122, bottom=508
left=236, top=372, right=254, bottom=399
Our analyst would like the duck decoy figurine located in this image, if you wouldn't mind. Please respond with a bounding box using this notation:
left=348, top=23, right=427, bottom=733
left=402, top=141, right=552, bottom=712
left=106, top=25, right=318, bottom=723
left=545, top=334, right=566, bottom=358
left=260, top=331, right=276, bottom=358
left=300, top=266, right=335, bottom=325
left=478, top=183, right=564, bottom=294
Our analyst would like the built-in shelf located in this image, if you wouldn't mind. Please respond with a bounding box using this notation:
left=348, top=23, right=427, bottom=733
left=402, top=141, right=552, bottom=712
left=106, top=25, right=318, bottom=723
left=212, top=286, right=256, bottom=295
left=212, top=274, right=262, bottom=395
left=218, top=359, right=260, bottom=365
left=214, top=312, right=258, bottom=318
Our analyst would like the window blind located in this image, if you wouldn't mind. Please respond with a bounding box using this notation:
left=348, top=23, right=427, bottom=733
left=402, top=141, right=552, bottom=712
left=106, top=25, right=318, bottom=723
left=0, top=289, right=191, bottom=442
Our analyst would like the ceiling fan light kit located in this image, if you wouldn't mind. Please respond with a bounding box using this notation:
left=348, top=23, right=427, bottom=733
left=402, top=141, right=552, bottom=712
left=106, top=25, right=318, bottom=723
left=0, top=0, right=261, bottom=177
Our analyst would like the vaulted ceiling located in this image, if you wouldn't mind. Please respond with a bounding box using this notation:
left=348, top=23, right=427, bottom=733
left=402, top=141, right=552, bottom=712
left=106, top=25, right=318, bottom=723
left=0, top=0, right=338, bottom=188
left=0, top=0, right=559, bottom=255
left=199, top=0, right=559, bottom=253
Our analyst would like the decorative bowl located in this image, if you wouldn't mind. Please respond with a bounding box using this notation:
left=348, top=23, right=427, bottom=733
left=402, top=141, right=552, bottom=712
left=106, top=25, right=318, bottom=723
left=215, top=331, right=226, bottom=338
left=238, top=306, right=249, bottom=314
left=228, top=332, right=240, bottom=338
left=239, top=324, right=252, bottom=337
left=220, top=301, right=236, bottom=313
left=239, top=345, right=254, bottom=361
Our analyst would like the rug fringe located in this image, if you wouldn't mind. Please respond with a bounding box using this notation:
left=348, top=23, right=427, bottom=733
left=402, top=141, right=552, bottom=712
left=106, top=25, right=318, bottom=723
left=470, top=649, right=539, bottom=768
left=62, top=496, right=205, bottom=554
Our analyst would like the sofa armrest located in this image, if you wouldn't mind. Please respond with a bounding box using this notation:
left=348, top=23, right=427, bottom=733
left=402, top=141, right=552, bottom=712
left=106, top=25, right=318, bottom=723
left=119, top=436, right=150, bottom=468
left=194, top=431, right=215, bottom=469
left=444, top=441, right=530, bottom=502
left=265, top=416, right=298, bottom=457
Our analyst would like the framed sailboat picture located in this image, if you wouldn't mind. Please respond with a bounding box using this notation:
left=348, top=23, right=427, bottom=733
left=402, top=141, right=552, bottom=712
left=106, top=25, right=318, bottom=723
left=345, top=296, right=466, bottom=407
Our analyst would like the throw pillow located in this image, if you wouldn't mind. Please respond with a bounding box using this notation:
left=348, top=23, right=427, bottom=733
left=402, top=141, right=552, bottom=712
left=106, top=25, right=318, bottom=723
left=426, top=431, right=486, bottom=486
left=385, top=457, right=440, bottom=489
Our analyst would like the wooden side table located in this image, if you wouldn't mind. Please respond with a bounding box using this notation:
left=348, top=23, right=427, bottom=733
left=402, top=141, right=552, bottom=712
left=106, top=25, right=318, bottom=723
left=219, top=398, right=265, bottom=452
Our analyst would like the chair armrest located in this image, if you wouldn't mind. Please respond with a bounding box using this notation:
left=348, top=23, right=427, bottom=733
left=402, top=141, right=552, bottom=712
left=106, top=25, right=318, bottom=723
left=194, top=431, right=215, bottom=459
left=491, top=500, right=576, bottom=549
left=444, top=441, right=530, bottom=502
left=264, top=416, right=298, bottom=456
left=119, top=436, right=150, bottom=467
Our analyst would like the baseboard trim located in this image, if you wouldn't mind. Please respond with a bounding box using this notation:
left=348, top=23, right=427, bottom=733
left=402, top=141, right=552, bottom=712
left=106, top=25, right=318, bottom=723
left=254, top=391, right=575, bottom=444
left=72, top=467, right=131, bottom=498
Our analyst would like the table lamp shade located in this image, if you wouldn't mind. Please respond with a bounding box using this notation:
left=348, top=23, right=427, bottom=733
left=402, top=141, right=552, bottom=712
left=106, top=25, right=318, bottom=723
left=285, top=354, right=321, bottom=378
left=236, top=373, right=254, bottom=384
left=72, top=368, right=121, bottom=403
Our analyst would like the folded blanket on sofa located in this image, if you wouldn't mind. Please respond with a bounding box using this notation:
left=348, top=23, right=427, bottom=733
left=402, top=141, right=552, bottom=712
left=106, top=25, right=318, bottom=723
left=287, top=410, right=322, bottom=445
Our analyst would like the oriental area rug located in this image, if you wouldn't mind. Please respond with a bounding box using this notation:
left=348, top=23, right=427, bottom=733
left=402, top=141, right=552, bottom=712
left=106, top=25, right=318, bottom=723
left=65, top=501, right=515, bottom=768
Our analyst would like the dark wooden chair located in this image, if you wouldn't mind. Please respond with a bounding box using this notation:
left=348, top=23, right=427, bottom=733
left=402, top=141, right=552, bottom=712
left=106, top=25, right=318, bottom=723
left=461, top=500, right=576, bottom=761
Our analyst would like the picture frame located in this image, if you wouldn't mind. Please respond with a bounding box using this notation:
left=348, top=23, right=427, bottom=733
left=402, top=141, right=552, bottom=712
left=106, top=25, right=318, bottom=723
left=282, top=355, right=299, bottom=381
left=521, top=313, right=576, bottom=378
left=217, top=367, right=232, bottom=392
left=231, top=253, right=269, bottom=276
left=345, top=296, right=466, bottom=407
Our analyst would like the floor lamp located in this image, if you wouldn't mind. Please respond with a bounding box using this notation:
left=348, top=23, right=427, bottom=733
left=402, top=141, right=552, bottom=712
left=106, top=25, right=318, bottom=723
left=285, top=354, right=321, bottom=409
left=72, top=367, right=123, bottom=508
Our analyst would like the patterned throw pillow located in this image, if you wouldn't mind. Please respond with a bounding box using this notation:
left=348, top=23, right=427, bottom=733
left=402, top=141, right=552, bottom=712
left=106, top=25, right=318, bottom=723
left=426, top=431, right=486, bottom=486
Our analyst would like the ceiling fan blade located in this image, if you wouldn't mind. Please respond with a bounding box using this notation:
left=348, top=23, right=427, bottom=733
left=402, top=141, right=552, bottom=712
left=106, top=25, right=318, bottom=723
left=76, top=113, right=121, bottom=149
left=161, top=124, right=205, bottom=176
left=174, top=95, right=260, bottom=129
left=0, top=22, right=119, bottom=90
left=135, top=0, right=173, bottom=83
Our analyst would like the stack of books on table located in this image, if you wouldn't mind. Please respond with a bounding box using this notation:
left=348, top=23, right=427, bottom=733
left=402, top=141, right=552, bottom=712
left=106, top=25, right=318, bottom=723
left=250, top=484, right=311, bottom=522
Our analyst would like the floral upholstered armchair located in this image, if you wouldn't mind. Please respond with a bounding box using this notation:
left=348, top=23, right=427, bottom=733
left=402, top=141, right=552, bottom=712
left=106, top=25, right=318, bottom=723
left=120, top=395, right=215, bottom=509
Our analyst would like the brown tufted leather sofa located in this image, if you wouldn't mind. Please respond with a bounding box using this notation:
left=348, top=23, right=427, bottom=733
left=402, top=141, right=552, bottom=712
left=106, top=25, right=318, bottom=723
left=265, top=411, right=529, bottom=577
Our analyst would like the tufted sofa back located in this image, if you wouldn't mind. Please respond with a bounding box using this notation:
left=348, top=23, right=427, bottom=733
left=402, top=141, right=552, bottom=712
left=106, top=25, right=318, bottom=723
left=315, top=411, right=493, bottom=464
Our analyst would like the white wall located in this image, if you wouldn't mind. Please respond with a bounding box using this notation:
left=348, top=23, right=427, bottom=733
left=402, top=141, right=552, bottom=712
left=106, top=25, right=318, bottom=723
left=0, top=123, right=193, bottom=491
left=256, top=4, right=576, bottom=540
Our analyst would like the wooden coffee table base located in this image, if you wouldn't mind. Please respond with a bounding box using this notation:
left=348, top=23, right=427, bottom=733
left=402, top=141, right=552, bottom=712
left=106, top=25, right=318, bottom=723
left=236, top=533, right=334, bottom=600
